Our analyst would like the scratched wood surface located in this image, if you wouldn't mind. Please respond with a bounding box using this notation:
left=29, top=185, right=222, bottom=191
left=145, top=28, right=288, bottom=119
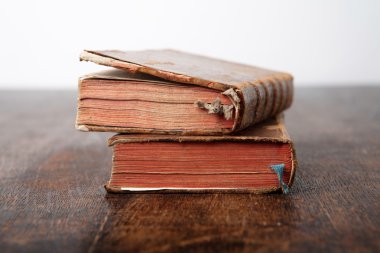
left=0, top=88, right=379, bottom=253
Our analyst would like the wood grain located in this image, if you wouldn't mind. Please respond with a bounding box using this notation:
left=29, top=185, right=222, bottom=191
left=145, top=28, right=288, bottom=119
left=0, top=88, right=379, bottom=253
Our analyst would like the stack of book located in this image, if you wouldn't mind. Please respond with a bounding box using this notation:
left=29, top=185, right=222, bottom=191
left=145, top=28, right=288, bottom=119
left=76, top=49, right=297, bottom=194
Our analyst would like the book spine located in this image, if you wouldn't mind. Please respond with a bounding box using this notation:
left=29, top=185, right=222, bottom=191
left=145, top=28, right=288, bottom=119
left=236, top=74, right=293, bottom=131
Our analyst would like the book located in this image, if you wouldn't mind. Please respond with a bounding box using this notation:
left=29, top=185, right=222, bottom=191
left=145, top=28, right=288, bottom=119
left=77, top=49, right=293, bottom=135
left=105, top=114, right=297, bottom=194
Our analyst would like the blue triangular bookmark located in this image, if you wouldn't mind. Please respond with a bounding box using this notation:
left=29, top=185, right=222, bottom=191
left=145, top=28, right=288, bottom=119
left=270, top=163, right=289, bottom=194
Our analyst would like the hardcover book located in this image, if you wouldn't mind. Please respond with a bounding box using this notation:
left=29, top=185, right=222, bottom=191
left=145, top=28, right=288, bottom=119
left=77, top=49, right=293, bottom=135
left=105, top=114, right=297, bottom=194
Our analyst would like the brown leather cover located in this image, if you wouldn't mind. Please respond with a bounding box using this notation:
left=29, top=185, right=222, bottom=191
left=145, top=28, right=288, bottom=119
left=80, top=49, right=293, bottom=133
left=105, top=114, right=297, bottom=194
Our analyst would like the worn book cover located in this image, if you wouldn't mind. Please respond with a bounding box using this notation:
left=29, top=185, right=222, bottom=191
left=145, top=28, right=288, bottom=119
left=77, top=49, right=293, bottom=135
left=105, top=114, right=297, bottom=194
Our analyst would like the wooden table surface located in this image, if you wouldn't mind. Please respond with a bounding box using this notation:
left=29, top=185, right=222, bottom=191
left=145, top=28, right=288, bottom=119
left=1, top=87, right=379, bottom=253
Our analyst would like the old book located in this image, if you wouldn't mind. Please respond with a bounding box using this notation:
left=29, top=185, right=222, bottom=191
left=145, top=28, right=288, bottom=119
left=77, top=49, right=293, bottom=135
left=105, top=114, right=297, bottom=194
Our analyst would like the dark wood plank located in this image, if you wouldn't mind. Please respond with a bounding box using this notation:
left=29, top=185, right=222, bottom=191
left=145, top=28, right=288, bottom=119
left=0, top=88, right=379, bottom=253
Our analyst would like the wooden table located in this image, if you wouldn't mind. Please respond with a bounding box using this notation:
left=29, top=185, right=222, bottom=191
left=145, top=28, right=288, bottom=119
left=1, top=87, right=379, bottom=253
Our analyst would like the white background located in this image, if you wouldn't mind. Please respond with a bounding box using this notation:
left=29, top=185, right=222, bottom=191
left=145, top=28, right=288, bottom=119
left=0, top=0, right=379, bottom=89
